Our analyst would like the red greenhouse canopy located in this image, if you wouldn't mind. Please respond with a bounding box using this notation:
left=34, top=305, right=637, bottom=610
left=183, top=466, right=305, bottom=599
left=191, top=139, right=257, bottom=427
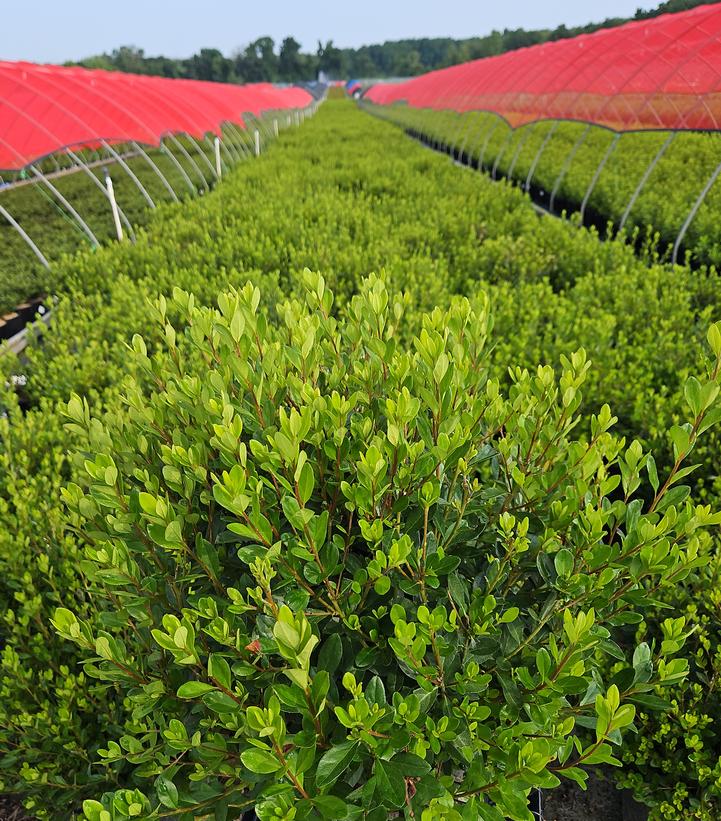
left=0, top=62, right=313, bottom=170
left=365, top=3, right=721, bottom=133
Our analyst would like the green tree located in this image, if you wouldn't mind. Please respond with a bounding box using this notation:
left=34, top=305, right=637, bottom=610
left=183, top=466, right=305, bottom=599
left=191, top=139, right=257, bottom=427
left=64, top=0, right=716, bottom=84
left=236, top=37, right=279, bottom=83
left=110, top=46, right=149, bottom=74
left=279, top=36, right=305, bottom=81
left=317, top=39, right=344, bottom=78
left=186, top=48, right=235, bottom=82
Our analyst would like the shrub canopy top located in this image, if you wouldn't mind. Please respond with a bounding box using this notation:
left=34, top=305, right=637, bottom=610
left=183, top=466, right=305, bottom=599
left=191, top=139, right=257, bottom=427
left=365, top=3, right=721, bottom=133
left=0, top=62, right=313, bottom=170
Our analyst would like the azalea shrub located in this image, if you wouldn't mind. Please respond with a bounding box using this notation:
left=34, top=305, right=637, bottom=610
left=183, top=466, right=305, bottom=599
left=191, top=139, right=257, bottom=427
left=54, top=272, right=721, bottom=820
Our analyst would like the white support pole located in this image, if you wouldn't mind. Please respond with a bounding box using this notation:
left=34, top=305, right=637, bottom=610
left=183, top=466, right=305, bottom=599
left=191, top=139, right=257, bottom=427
left=105, top=172, right=124, bottom=242
left=256, top=115, right=273, bottom=143
left=273, top=119, right=279, bottom=138
left=67, top=149, right=136, bottom=242
left=214, top=136, right=222, bottom=179
left=254, top=130, right=261, bottom=157
left=208, top=131, right=235, bottom=167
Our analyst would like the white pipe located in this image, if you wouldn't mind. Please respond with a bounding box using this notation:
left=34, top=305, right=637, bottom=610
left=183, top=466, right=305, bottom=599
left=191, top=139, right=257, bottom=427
left=214, top=136, right=222, bottom=178
left=105, top=173, right=123, bottom=242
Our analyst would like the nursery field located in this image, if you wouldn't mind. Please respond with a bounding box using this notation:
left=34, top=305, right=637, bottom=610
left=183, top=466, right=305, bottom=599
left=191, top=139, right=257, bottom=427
left=364, top=104, right=721, bottom=268
left=0, top=127, right=260, bottom=318
left=3, top=100, right=721, bottom=821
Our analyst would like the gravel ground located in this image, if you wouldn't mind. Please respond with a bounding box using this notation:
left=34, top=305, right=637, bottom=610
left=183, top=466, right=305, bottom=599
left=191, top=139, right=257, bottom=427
left=0, top=796, right=30, bottom=821
left=542, top=772, right=649, bottom=821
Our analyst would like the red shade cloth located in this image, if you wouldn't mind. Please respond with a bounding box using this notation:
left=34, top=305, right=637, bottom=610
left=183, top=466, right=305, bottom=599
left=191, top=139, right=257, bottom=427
left=365, top=3, right=721, bottom=133
left=0, top=62, right=312, bottom=170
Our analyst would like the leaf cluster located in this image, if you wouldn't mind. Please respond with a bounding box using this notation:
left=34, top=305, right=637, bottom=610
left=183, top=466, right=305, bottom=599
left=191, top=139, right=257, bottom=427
left=54, top=273, right=721, bottom=820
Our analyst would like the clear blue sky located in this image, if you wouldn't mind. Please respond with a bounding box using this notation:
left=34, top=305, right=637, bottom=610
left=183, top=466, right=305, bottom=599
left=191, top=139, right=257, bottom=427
left=5, top=0, right=649, bottom=63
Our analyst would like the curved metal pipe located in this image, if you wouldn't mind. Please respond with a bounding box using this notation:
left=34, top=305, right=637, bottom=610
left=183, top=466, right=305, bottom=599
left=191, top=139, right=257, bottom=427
left=160, top=140, right=196, bottom=194
left=101, top=140, right=156, bottom=209
left=491, top=129, right=514, bottom=180
left=672, top=158, right=721, bottom=264
left=478, top=118, right=503, bottom=171
left=185, top=133, right=219, bottom=182
left=166, top=133, right=208, bottom=191
left=130, top=141, right=180, bottom=203
left=507, top=122, right=539, bottom=181
left=29, top=164, right=100, bottom=247
left=619, top=132, right=676, bottom=231
left=580, top=133, right=620, bottom=222
left=525, top=121, right=559, bottom=192
left=549, top=125, right=591, bottom=213
left=225, top=123, right=252, bottom=158
left=0, top=203, right=51, bottom=270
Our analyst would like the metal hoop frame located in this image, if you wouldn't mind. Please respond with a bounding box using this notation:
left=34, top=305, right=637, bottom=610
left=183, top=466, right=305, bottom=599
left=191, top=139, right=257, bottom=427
left=673, top=157, right=721, bottom=264
left=29, top=164, right=100, bottom=247
left=363, top=62, right=721, bottom=267
left=550, top=125, right=592, bottom=212
left=580, top=133, right=621, bottom=221
left=0, top=61, right=315, bottom=274
left=0, top=203, right=51, bottom=269
left=525, top=121, right=559, bottom=192
left=507, top=122, right=539, bottom=181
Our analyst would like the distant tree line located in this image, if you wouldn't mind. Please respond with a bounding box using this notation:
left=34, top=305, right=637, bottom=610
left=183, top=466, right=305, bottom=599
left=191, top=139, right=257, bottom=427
left=67, top=38, right=341, bottom=84
left=65, top=0, right=709, bottom=83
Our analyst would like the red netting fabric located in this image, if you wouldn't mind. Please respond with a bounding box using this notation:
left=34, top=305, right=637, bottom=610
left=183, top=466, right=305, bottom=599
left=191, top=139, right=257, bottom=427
left=0, top=62, right=312, bottom=170
left=365, top=3, right=721, bottom=133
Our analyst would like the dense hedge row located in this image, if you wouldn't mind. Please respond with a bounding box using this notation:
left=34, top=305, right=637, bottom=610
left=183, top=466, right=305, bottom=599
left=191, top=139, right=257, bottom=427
left=2, top=101, right=721, bottom=819
left=363, top=103, right=721, bottom=268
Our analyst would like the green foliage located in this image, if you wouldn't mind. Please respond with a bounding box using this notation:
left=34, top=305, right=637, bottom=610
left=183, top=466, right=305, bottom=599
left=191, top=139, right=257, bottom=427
left=614, top=556, right=721, bottom=820
left=375, top=105, right=721, bottom=268
left=3, top=101, right=721, bottom=820
left=53, top=273, right=721, bottom=819
left=0, top=381, right=131, bottom=815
